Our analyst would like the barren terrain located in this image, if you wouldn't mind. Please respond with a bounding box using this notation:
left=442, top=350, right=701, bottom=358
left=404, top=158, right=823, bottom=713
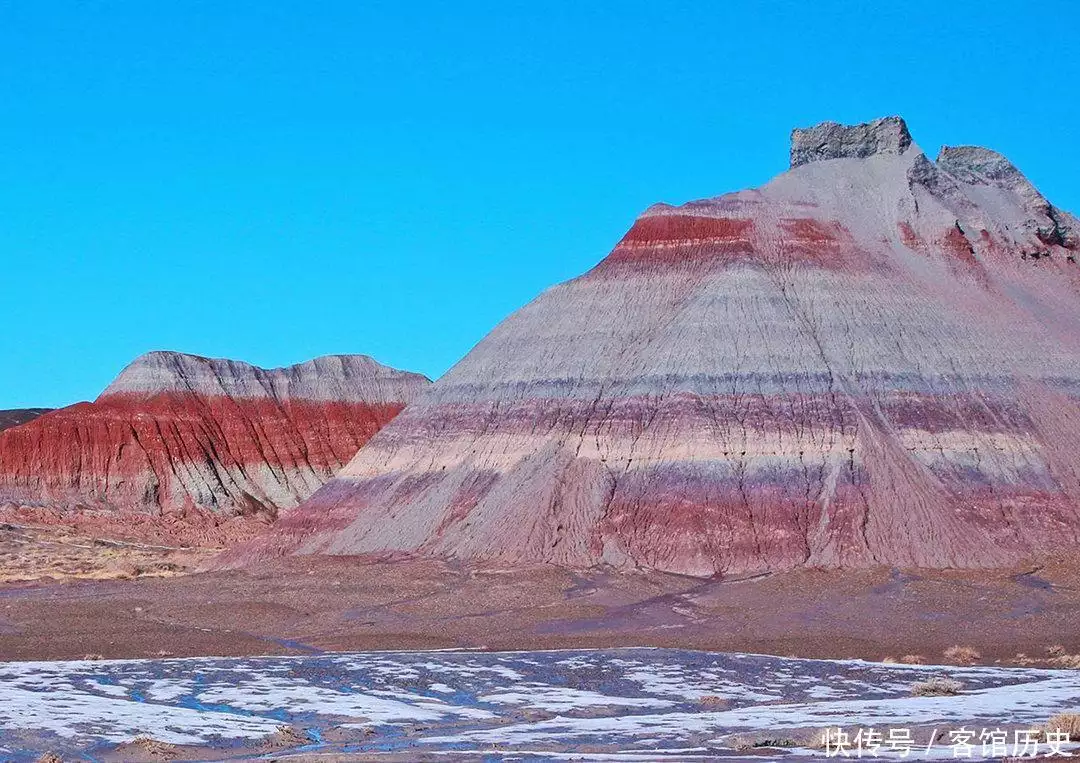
left=3, top=550, right=1080, bottom=666
left=5, top=648, right=1079, bottom=761
left=0, top=522, right=212, bottom=584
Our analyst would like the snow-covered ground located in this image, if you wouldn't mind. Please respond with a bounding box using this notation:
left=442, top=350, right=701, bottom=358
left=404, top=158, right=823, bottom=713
left=0, top=648, right=1078, bottom=760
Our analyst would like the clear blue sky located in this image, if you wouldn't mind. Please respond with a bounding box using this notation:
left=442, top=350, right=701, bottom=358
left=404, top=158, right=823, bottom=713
left=2, top=1, right=1077, bottom=408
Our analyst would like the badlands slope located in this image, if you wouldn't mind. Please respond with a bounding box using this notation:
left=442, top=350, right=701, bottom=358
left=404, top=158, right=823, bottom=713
left=0, top=352, right=428, bottom=545
left=233, top=117, right=1080, bottom=576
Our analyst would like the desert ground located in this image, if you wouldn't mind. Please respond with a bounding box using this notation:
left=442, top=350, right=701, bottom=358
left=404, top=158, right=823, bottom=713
left=5, top=527, right=1080, bottom=760
left=3, top=523, right=1080, bottom=666
left=0, top=522, right=215, bottom=584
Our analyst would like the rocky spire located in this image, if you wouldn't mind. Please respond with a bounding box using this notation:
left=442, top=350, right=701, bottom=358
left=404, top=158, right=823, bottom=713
left=937, top=146, right=1026, bottom=185
left=936, top=145, right=1080, bottom=249
left=790, top=116, right=913, bottom=168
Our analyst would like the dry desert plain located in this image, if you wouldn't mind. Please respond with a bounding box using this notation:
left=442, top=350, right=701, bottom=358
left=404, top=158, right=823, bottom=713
left=3, top=523, right=1080, bottom=666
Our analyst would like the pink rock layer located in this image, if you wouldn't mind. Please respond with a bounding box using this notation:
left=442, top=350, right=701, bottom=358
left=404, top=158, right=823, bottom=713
left=228, top=117, right=1080, bottom=576
left=0, top=352, right=428, bottom=545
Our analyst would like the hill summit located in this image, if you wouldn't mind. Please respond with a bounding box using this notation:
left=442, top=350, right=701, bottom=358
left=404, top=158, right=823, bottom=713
left=0, top=351, right=428, bottom=545
left=231, top=118, right=1080, bottom=576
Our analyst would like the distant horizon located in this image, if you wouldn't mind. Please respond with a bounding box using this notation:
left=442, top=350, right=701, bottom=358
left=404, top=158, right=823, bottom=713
left=3, top=1, right=1077, bottom=408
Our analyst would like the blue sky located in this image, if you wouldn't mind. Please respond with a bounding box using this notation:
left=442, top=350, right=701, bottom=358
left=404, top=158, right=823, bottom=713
left=2, top=1, right=1077, bottom=407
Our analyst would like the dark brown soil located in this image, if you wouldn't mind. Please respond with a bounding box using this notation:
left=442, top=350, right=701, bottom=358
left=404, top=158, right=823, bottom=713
left=0, top=408, right=51, bottom=432
left=3, top=553, right=1080, bottom=665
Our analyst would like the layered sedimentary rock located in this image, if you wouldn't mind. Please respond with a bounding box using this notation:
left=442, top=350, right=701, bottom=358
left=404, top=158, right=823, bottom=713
left=0, top=352, right=428, bottom=545
left=235, top=117, right=1080, bottom=576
